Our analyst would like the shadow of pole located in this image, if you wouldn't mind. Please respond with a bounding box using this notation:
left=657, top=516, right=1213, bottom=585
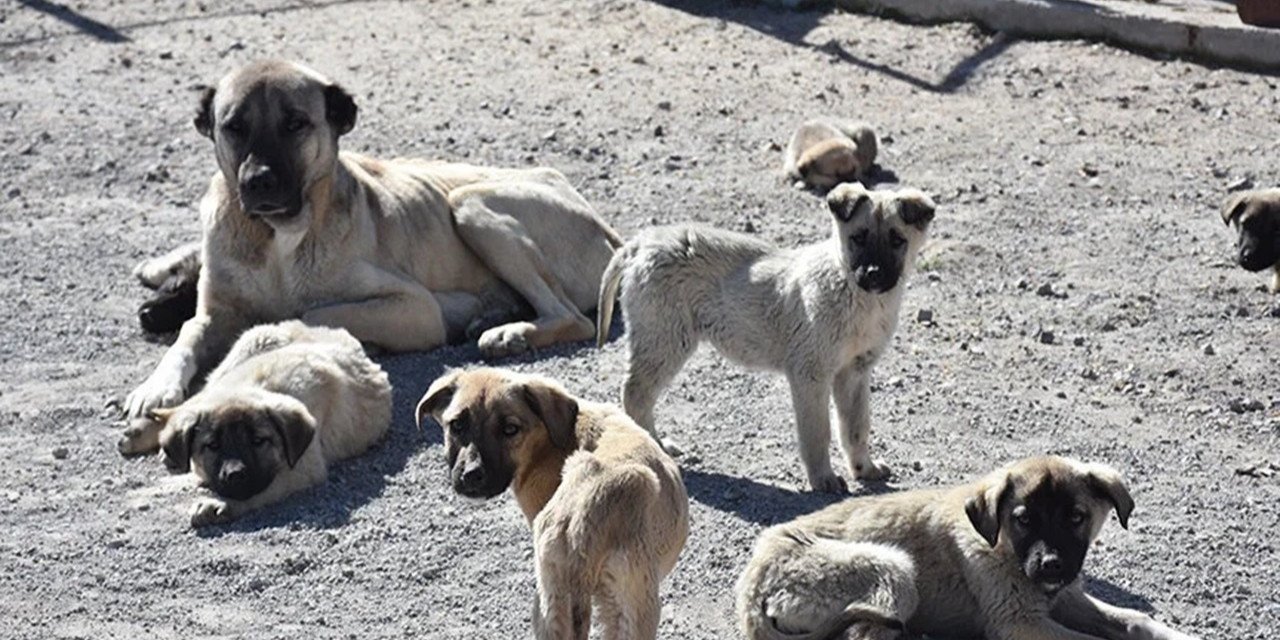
left=817, top=32, right=1017, bottom=94
left=17, top=0, right=130, bottom=43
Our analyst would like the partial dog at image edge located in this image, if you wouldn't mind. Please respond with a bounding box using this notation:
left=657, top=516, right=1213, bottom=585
left=120, top=321, right=392, bottom=527
left=597, top=183, right=934, bottom=493
left=416, top=367, right=689, bottom=640
left=736, top=455, right=1201, bottom=640
left=784, top=119, right=879, bottom=190
left=1221, top=188, right=1280, bottom=293
left=133, top=241, right=200, bottom=334
left=122, top=59, right=620, bottom=428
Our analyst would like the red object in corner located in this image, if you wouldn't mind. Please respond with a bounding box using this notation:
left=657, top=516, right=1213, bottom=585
left=1239, top=0, right=1280, bottom=28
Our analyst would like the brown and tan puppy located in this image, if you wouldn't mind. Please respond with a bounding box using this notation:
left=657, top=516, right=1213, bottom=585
left=737, top=456, right=1199, bottom=640
left=416, top=368, right=689, bottom=640
left=784, top=119, right=879, bottom=190
left=122, top=59, right=621, bottom=432
left=1221, top=188, right=1280, bottom=292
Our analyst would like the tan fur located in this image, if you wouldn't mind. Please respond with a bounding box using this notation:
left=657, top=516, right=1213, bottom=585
left=123, top=60, right=621, bottom=425
left=784, top=119, right=878, bottom=189
left=120, top=321, right=391, bottom=527
left=418, top=368, right=689, bottom=640
left=736, top=456, right=1199, bottom=640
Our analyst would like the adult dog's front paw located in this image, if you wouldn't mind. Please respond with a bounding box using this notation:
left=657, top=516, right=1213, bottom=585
left=190, top=498, right=234, bottom=527
left=477, top=322, right=534, bottom=358
left=854, top=457, right=892, bottom=481
left=124, top=376, right=184, bottom=419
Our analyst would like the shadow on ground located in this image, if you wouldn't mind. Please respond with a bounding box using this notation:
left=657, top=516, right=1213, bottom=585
left=684, top=467, right=898, bottom=526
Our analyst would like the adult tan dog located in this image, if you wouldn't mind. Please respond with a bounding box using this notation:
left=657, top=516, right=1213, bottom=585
left=416, top=368, right=689, bottom=640
left=597, top=184, right=934, bottom=492
left=125, top=321, right=392, bottom=527
left=784, top=119, right=878, bottom=190
left=121, top=60, right=621, bottom=431
left=1220, top=188, right=1280, bottom=292
left=736, top=456, right=1199, bottom=640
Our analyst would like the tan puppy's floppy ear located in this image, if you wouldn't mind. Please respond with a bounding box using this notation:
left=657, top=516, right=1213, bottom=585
left=827, top=183, right=870, bottom=223
left=417, top=369, right=463, bottom=430
left=194, top=85, right=216, bottom=140
left=1084, top=463, right=1134, bottom=529
left=898, top=190, right=937, bottom=230
left=965, top=471, right=1010, bottom=547
left=324, top=84, right=358, bottom=136
left=268, top=400, right=316, bottom=468
left=1221, top=192, right=1249, bottom=226
left=153, top=409, right=194, bottom=472
left=522, top=379, right=579, bottom=451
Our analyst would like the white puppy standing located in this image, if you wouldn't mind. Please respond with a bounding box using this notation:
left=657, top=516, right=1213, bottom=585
left=597, top=184, right=935, bottom=492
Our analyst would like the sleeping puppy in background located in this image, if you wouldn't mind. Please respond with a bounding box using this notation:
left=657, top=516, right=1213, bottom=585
left=737, top=456, right=1200, bottom=640
left=597, top=183, right=934, bottom=493
left=133, top=242, right=200, bottom=334
left=120, top=321, right=391, bottom=526
left=785, top=119, right=879, bottom=190
left=1221, top=188, right=1280, bottom=292
left=417, top=368, right=689, bottom=640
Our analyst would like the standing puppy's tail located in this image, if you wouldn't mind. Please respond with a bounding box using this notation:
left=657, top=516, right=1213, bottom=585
left=595, top=244, right=631, bottom=347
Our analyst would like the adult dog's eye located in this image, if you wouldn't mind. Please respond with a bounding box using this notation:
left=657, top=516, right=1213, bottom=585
left=1013, top=506, right=1031, bottom=526
left=850, top=230, right=869, bottom=246
left=889, top=231, right=907, bottom=249
left=285, top=117, right=310, bottom=134
left=501, top=422, right=521, bottom=437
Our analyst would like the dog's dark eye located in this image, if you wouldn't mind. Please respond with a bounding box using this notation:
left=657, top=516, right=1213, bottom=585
left=448, top=419, right=465, bottom=435
left=850, top=230, right=869, bottom=246
left=252, top=436, right=269, bottom=447
left=501, top=422, right=521, bottom=437
left=889, top=231, right=907, bottom=249
left=205, top=440, right=220, bottom=452
left=284, top=117, right=310, bottom=134
left=1067, top=509, right=1086, bottom=526
left=222, top=121, right=245, bottom=136
left=1013, top=506, right=1031, bottom=526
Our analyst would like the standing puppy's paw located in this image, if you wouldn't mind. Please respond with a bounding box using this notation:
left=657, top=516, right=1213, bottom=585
left=190, top=498, right=234, bottom=527
left=809, top=473, right=849, bottom=494
left=477, top=322, right=534, bottom=358
left=854, top=458, right=892, bottom=481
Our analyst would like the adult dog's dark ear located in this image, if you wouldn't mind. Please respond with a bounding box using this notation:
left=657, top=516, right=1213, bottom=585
left=194, top=85, right=216, bottom=140
left=268, top=401, right=316, bottom=468
left=1221, top=192, right=1250, bottom=226
left=324, top=84, right=358, bottom=136
left=899, top=190, right=937, bottom=230
left=1085, top=463, right=1134, bottom=529
left=417, top=369, right=463, bottom=430
left=827, top=183, right=870, bottom=223
left=965, top=471, right=1010, bottom=547
left=523, top=378, right=579, bottom=451
left=155, top=409, right=195, bottom=472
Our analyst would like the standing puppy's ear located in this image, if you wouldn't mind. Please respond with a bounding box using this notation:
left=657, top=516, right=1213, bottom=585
left=1221, top=192, right=1250, bottom=226
left=1084, top=463, right=1134, bottom=529
left=324, top=84, right=358, bottom=136
left=268, top=401, right=316, bottom=468
left=965, top=471, right=1010, bottom=547
left=523, top=379, right=579, bottom=451
left=417, top=369, right=464, bottom=429
left=898, top=190, right=937, bottom=230
left=194, top=85, right=216, bottom=140
left=827, top=183, right=870, bottom=223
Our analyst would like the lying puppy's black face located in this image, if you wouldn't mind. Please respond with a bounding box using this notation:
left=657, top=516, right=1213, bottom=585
left=160, top=403, right=315, bottom=501
left=966, top=457, right=1134, bottom=596
left=1222, top=193, right=1280, bottom=272
left=827, top=184, right=935, bottom=293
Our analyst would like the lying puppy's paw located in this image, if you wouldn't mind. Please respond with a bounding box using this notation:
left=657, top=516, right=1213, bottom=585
left=190, top=498, right=234, bottom=527
left=478, top=322, right=533, bottom=358
left=809, top=473, right=849, bottom=494
left=118, top=417, right=163, bottom=456
left=854, top=458, right=892, bottom=482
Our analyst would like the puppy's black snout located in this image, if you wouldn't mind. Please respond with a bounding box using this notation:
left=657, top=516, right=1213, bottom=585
left=459, top=461, right=486, bottom=490
left=219, top=459, right=247, bottom=483
left=1038, top=553, right=1065, bottom=581
left=242, top=166, right=279, bottom=194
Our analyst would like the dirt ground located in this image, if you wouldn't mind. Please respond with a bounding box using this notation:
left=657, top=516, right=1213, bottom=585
left=1, top=0, right=1277, bottom=638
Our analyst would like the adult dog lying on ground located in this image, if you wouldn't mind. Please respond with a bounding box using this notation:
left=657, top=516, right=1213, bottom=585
left=597, top=183, right=934, bottom=492
left=417, top=368, right=689, bottom=640
left=736, top=456, right=1199, bottom=640
left=123, top=321, right=392, bottom=527
left=784, top=119, right=878, bottom=190
left=1221, top=188, right=1280, bottom=293
left=122, top=59, right=621, bottom=432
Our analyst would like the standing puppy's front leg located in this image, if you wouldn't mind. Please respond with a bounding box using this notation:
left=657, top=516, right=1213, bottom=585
left=1051, top=585, right=1201, bottom=640
left=785, top=371, right=845, bottom=493
left=833, top=362, right=891, bottom=481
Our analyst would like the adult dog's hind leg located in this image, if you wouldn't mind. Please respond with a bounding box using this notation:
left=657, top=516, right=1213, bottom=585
left=134, top=241, right=201, bottom=289
left=450, top=185, right=596, bottom=358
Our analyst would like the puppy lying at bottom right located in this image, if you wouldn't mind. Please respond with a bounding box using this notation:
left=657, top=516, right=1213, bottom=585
left=736, top=456, right=1199, bottom=640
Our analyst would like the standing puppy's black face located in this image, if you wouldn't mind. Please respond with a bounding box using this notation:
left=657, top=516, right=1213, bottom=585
left=1222, top=191, right=1280, bottom=272
left=827, top=183, right=935, bottom=293
left=966, top=457, right=1134, bottom=596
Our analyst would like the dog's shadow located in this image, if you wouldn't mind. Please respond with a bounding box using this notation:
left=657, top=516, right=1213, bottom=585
left=1084, top=575, right=1156, bottom=612
left=683, top=467, right=897, bottom=526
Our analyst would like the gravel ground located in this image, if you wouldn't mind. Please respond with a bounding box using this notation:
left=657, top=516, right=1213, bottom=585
left=2, top=0, right=1278, bottom=638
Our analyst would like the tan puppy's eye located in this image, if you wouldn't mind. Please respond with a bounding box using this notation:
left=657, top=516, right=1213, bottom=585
left=252, top=436, right=269, bottom=447
left=1012, top=506, right=1031, bottom=526
left=1068, top=509, right=1086, bottom=525
left=889, top=231, right=907, bottom=249
left=502, top=422, right=521, bottom=437
left=448, top=419, right=465, bottom=434
left=284, top=116, right=310, bottom=134
left=851, top=230, right=869, bottom=246
left=222, top=121, right=246, bottom=136
left=206, top=440, right=220, bottom=452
